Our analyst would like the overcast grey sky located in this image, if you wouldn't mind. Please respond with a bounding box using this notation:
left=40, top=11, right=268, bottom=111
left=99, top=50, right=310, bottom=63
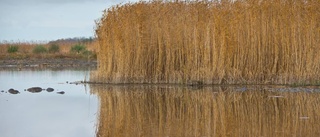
left=0, top=0, right=138, bottom=42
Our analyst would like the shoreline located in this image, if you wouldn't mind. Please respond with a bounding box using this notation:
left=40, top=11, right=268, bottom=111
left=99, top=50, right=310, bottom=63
left=0, top=58, right=97, bottom=70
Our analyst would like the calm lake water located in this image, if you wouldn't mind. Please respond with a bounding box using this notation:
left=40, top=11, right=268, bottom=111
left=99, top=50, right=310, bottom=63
left=0, top=69, right=98, bottom=137
left=1, top=69, right=320, bottom=137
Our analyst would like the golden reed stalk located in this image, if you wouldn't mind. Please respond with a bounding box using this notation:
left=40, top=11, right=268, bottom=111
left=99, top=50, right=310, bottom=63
left=93, top=0, right=320, bottom=84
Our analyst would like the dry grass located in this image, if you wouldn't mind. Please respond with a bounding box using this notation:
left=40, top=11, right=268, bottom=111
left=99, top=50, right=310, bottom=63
left=0, top=40, right=98, bottom=59
left=91, top=85, right=320, bottom=137
left=93, top=0, right=320, bottom=85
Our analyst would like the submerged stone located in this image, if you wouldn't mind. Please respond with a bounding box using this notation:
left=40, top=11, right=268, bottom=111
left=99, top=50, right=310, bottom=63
left=27, top=87, right=43, bottom=93
left=57, top=91, right=65, bottom=94
left=46, top=87, right=54, bottom=92
left=8, top=88, right=20, bottom=94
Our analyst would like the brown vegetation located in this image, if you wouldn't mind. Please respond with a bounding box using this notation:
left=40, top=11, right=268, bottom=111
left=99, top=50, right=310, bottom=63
left=0, top=40, right=98, bottom=59
left=93, top=0, right=320, bottom=85
left=92, top=85, right=320, bottom=137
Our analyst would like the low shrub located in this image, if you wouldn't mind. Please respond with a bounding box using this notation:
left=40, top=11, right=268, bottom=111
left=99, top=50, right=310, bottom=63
left=70, top=44, right=86, bottom=54
left=7, top=45, right=19, bottom=53
left=33, top=45, right=47, bottom=54
left=48, top=44, right=60, bottom=53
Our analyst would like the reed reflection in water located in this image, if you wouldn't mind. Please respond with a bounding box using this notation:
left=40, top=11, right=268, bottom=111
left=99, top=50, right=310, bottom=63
left=91, top=85, right=320, bottom=137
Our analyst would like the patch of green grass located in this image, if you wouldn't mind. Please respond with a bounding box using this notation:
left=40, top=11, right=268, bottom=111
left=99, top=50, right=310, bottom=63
left=33, top=45, right=47, bottom=54
left=7, top=45, right=19, bottom=53
left=48, top=44, right=60, bottom=53
left=70, top=44, right=86, bottom=54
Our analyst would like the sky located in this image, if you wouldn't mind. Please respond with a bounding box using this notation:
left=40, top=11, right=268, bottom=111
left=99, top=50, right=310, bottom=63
left=0, top=0, right=138, bottom=42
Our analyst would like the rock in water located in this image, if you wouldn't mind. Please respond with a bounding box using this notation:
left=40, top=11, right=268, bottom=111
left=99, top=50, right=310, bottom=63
left=27, top=87, right=43, bottom=93
left=57, top=91, right=65, bottom=94
left=46, top=87, right=54, bottom=92
left=8, top=88, right=20, bottom=94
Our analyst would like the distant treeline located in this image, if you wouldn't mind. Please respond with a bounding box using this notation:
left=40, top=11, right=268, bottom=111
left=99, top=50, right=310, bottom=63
left=0, top=37, right=96, bottom=45
left=48, top=37, right=96, bottom=45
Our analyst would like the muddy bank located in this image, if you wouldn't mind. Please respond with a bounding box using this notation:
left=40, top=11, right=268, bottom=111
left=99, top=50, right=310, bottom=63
left=0, top=58, right=97, bottom=70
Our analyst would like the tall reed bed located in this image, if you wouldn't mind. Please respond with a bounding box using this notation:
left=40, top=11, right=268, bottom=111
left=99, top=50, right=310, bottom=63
left=94, top=0, right=320, bottom=84
left=92, top=85, right=320, bottom=137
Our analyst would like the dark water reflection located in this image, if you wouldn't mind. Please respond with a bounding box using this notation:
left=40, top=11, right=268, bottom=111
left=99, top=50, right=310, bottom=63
left=91, top=85, right=320, bottom=137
